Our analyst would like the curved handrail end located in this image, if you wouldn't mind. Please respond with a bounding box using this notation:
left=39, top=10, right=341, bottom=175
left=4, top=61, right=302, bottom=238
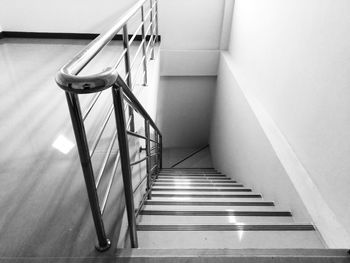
left=56, top=67, right=119, bottom=94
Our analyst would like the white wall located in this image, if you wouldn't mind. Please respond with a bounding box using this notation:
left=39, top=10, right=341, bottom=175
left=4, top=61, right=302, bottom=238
left=162, top=147, right=213, bottom=168
left=211, top=0, right=350, bottom=247
left=0, top=0, right=138, bottom=32
left=158, top=0, right=234, bottom=76
left=157, top=76, right=216, bottom=148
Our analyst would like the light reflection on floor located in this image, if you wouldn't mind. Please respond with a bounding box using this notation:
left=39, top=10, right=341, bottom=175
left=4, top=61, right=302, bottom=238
left=0, top=38, right=150, bottom=257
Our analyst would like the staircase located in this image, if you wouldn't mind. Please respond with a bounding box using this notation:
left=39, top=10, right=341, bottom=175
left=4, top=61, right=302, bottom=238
left=137, top=168, right=325, bottom=249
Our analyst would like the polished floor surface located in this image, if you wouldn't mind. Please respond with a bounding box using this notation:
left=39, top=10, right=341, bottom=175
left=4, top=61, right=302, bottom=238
left=0, top=38, right=153, bottom=258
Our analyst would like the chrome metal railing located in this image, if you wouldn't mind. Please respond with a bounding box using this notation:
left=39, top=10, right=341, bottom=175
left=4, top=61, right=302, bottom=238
left=55, top=0, right=161, bottom=252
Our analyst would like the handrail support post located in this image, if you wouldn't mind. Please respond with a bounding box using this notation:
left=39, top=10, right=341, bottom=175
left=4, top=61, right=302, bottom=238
left=141, top=5, right=148, bottom=86
left=112, top=85, right=138, bottom=248
left=122, top=24, right=135, bottom=132
left=145, top=119, right=152, bottom=199
left=65, top=92, right=111, bottom=252
left=150, top=0, right=155, bottom=60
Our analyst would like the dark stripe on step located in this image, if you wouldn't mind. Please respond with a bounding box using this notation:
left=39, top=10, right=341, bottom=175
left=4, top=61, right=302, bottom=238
left=155, top=180, right=237, bottom=183
left=136, top=224, right=315, bottom=231
left=153, top=184, right=244, bottom=187
left=157, top=177, right=230, bottom=180
left=152, top=193, right=262, bottom=198
left=152, top=188, right=252, bottom=192
left=158, top=174, right=226, bottom=177
left=144, top=200, right=275, bottom=206
left=140, top=210, right=292, bottom=216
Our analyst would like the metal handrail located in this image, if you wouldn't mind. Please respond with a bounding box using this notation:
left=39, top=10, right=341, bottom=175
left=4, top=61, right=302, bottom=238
left=55, top=0, right=147, bottom=93
left=55, top=0, right=161, bottom=252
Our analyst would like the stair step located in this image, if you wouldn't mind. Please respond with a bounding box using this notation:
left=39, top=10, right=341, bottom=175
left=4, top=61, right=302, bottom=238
left=152, top=197, right=266, bottom=202
left=161, top=167, right=216, bottom=171
left=153, top=183, right=243, bottom=187
left=144, top=200, right=275, bottom=206
left=138, top=215, right=295, bottom=224
left=159, top=173, right=218, bottom=175
left=156, top=176, right=232, bottom=180
left=139, top=210, right=292, bottom=216
left=137, top=224, right=314, bottom=231
left=158, top=175, right=226, bottom=178
left=137, top=230, right=324, bottom=249
left=143, top=205, right=278, bottom=211
left=151, top=193, right=262, bottom=198
left=152, top=188, right=252, bottom=192
left=115, top=248, right=345, bottom=262
left=155, top=179, right=236, bottom=182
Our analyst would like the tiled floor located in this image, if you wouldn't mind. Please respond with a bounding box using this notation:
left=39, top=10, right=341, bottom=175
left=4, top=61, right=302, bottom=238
left=0, top=38, right=152, bottom=258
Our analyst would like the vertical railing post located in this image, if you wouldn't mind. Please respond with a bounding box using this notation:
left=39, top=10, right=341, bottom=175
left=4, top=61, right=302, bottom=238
left=141, top=5, right=148, bottom=86
left=65, top=92, right=111, bottom=252
left=122, top=25, right=135, bottom=132
left=159, top=134, right=163, bottom=170
left=112, top=85, right=138, bottom=248
left=145, top=120, right=152, bottom=199
left=154, top=131, right=159, bottom=174
left=149, top=0, right=155, bottom=60
left=155, top=0, right=159, bottom=43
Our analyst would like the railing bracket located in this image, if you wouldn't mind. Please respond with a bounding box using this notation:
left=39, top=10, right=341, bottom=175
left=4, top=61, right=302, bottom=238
left=95, top=239, right=111, bottom=252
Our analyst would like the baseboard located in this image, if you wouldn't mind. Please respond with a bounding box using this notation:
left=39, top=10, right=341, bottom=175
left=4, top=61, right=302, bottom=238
left=0, top=31, right=161, bottom=41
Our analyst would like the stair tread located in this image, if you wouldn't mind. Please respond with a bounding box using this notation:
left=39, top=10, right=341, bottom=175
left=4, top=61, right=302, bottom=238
left=137, top=230, right=324, bottom=249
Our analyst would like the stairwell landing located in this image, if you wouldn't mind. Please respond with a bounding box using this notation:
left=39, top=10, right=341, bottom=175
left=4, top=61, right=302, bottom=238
left=136, top=168, right=325, bottom=249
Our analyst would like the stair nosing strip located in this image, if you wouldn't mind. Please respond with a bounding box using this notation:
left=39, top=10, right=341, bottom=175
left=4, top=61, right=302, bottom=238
left=139, top=210, right=291, bottom=216
left=151, top=188, right=252, bottom=192
left=151, top=193, right=262, bottom=198
left=136, top=224, right=315, bottom=231
left=144, top=201, right=275, bottom=206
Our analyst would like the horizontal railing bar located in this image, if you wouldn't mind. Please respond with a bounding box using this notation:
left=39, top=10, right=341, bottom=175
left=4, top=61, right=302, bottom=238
left=129, top=22, right=145, bottom=46
left=89, top=105, right=114, bottom=157
left=57, top=0, right=146, bottom=76
left=83, top=92, right=102, bottom=121
left=149, top=152, right=158, bottom=158
left=95, top=130, right=118, bottom=188
left=130, top=40, right=146, bottom=70
left=144, top=1, right=156, bottom=21
left=127, top=130, right=147, bottom=140
left=96, top=114, right=132, bottom=188
left=133, top=174, right=148, bottom=193
left=101, top=152, right=120, bottom=214
left=112, top=49, right=127, bottom=69
left=149, top=137, right=158, bottom=144
left=130, top=156, right=148, bottom=166
left=150, top=164, right=158, bottom=172
left=116, top=76, right=161, bottom=135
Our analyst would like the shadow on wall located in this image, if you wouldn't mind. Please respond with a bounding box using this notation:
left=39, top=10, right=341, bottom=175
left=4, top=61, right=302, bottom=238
left=162, top=147, right=213, bottom=168
left=156, top=76, right=216, bottom=148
